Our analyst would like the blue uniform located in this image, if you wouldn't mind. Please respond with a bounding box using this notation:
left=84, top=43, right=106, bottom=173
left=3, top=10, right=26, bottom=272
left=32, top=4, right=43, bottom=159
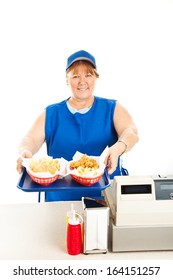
left=44, top=96, right=125, bottom=201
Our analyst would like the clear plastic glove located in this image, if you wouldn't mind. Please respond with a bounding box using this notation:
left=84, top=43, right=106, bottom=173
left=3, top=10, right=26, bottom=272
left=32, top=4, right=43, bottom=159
left=104, top=154, right=119, bottom=175
left=104, top=143, right=124, bottom=175
left=16, top=149, right=33, bottom=174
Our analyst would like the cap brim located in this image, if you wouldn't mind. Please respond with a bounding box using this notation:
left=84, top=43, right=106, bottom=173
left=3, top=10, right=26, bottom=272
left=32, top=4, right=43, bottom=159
left=66, top=57, right=96, bottom=70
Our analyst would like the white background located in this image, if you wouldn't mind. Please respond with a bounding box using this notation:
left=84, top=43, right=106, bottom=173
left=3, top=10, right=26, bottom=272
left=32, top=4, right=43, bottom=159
left=0, top=0, right=173, bottom=204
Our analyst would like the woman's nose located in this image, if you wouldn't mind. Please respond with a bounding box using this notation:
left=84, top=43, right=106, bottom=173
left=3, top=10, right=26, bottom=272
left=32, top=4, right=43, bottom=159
left=79, top=75, right=86, bottom=83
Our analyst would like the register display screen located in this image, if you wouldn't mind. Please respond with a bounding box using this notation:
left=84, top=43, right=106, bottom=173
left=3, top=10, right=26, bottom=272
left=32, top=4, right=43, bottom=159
left=121, top=184, right=152, bottom=194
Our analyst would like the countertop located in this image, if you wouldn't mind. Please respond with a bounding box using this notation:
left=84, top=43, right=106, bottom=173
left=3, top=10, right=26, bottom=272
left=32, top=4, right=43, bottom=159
left=0, top=201, right=173, bottom=260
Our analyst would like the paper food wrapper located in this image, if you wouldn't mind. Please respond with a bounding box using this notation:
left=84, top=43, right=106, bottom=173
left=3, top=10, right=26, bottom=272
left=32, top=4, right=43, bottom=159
left=22, top=155, right=67, bottom=178
left=67, top=146, right=109, bottom=178
left=21, top=146, right=109, bottom=179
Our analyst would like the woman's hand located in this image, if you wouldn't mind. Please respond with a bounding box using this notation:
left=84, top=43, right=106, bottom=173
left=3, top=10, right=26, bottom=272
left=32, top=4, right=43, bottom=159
left=16, top=149, right=33, bottom=174
left=104, top=142, right=127, bottom=175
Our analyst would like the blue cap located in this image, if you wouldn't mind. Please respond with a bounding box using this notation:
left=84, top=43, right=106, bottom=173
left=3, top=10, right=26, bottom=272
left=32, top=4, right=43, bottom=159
left=66, top=50, right=96, bottom=70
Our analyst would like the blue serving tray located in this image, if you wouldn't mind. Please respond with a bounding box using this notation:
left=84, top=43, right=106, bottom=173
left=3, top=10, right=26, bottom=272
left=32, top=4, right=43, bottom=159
left=17, top=168, right=111, bottom=194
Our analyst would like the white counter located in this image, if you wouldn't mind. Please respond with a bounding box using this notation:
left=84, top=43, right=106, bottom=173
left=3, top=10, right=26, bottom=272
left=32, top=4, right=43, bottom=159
left=0, top=201, right=173, bottom=260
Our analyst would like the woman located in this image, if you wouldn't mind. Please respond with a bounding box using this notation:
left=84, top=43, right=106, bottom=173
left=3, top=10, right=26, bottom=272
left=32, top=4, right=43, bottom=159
left=16, top=50, right=139, bottom=201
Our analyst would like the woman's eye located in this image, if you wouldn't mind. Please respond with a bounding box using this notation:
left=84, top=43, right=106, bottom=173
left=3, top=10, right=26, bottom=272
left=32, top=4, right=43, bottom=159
left=86, top=73, right=92, bottom=77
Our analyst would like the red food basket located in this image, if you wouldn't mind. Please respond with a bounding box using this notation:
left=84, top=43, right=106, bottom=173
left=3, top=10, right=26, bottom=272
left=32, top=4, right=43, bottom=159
left=27, top=170, right=60, bottom=186
left=70, top=173, right=103, bottom=186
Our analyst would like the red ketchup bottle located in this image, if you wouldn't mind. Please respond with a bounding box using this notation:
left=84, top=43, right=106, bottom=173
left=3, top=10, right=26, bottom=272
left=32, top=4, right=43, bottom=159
left=67, top=210, right=82, bottom=255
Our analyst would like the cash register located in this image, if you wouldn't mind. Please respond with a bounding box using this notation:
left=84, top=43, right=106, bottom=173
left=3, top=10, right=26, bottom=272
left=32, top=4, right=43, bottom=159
left=105, top=175, right=173, bottom=252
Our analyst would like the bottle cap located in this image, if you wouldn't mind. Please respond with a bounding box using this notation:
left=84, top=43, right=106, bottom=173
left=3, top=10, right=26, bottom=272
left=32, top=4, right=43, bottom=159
left=66, top=203, right=74, bottom=218
left=68, top=210, right=80, bottom=225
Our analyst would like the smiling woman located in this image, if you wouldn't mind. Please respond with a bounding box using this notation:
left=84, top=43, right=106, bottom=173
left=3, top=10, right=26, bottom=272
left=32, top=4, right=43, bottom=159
left=16, top=49, right=138, bottom=202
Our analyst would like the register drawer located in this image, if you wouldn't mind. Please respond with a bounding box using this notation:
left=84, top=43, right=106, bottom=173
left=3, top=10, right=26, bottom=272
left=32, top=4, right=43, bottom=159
left=112, top=224, right=173, bottom=252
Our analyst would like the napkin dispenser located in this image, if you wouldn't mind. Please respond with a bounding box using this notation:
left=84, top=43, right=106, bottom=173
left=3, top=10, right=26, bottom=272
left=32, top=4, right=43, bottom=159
left=105, top=175, right=173, bottom=252
left=82, top=197, right=110, bottom=254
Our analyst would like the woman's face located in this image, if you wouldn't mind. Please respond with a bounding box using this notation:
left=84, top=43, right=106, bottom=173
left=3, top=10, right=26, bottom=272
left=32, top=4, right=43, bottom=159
left=66, top=64, right=97, bottom=101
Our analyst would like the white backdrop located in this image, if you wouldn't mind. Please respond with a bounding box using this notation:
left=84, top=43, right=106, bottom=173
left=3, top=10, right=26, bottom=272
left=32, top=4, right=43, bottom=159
left=0, top=0, right=173, bottom=204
